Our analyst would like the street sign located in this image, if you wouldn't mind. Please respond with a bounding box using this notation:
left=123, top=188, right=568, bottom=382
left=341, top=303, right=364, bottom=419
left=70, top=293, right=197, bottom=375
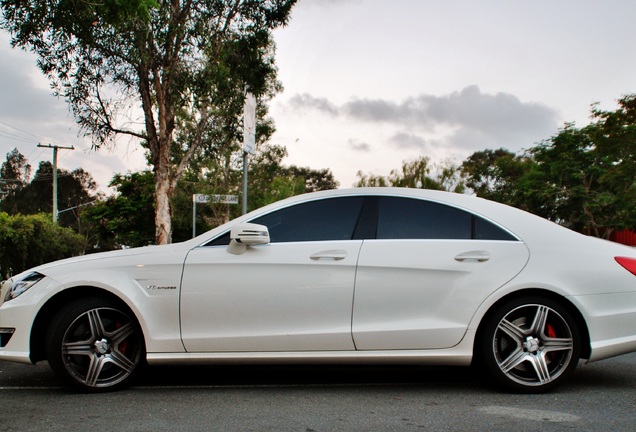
left=192, top=194, right=239, bottom=237
left=243, top=92, right=256, bottom=155
left=193, top=194, right=239, bottom=204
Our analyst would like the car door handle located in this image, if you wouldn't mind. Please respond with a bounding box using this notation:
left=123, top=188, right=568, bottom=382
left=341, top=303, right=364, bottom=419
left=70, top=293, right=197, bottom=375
left=310, top=250, right=347, bottom=261
left=454, top=250, right=491, bottom=262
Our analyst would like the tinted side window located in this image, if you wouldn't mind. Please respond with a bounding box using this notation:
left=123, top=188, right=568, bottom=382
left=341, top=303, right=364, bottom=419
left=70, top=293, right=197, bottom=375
left=251, top=197, right=364, bottom=243
left=473, top=216, right=517, bottom=241
left=205, top=231, right=231, bottom=246
left=376, top=197, right=471, bottom=239
left=375, top=197, right=516, bottom=241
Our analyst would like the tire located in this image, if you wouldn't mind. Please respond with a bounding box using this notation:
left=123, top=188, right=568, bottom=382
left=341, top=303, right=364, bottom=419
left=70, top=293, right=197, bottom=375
left=479, top=296, right=581, bottom=393
left=46, top=297, right=145, bottom=392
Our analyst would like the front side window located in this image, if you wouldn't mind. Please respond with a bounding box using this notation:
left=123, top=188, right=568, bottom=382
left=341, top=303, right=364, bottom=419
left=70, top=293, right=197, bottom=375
left=205, top=196, right=365, bottom=246
left=252, top=196, right=365, bottom=243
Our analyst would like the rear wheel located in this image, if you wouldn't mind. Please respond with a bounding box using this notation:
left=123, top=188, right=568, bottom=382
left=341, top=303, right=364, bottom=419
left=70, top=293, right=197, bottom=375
left=480, top=296, right=581, bottom=393
left=46, top=297, right=145, bottom=392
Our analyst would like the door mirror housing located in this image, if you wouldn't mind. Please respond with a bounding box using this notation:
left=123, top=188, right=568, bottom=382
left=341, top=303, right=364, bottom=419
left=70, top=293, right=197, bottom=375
left=227, top=223, right=270, bottom=255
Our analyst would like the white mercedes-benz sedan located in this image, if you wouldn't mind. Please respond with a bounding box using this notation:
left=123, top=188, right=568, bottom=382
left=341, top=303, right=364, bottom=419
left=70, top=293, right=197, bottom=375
left=1, top=188, right=636, bottom=393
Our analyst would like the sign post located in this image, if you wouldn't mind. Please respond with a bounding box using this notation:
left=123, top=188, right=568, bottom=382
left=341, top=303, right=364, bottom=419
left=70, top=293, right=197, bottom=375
left=243, top=92, right=256, bottom=215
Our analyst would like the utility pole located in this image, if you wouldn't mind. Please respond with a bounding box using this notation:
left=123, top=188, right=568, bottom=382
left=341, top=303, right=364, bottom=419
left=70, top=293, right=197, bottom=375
left=37, top=143, right=74, bottom=222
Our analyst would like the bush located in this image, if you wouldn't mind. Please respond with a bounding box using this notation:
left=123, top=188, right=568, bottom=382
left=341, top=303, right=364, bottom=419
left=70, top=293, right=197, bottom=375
left=0, top=213, right=85, bottom=279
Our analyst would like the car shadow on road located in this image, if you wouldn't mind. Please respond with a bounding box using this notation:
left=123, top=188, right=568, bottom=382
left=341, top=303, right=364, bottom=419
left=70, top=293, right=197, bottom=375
left=138, top=354, right=636, bottom=393
left=138, top=364, right=479, bottom=389
left=3, top=353, right=634, bottom=394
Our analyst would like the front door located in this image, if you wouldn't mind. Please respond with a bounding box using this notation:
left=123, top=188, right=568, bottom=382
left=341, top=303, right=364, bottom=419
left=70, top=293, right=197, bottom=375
left=180, top=195, right=366, bottom=352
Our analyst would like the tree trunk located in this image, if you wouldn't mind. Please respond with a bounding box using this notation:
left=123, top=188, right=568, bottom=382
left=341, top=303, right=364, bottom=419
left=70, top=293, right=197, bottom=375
left=154, top=141, right=173, bottom=245
left=155, top=173, right=172, bottom=245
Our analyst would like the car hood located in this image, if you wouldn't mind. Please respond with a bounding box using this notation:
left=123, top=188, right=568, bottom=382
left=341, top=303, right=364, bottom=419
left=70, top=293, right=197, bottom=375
left=12, top=243, right=191, bottom=281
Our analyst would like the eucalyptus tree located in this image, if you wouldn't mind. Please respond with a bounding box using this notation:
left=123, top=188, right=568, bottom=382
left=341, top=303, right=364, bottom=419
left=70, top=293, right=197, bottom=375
left=355, top=156, right=461, bottom=191
left=524, top=95, right=636, bottom=236
left=0, top=148, right=31, bottom=214
left=461, top=148, right=534, bottom=208
left=0, top=0, right=297, bottom=244
left=587, top=95, right=636, bottom=230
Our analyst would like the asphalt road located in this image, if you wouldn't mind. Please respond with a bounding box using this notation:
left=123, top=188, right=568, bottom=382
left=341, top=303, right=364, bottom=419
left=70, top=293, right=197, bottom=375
left=1, top=353, right=635, bottom=431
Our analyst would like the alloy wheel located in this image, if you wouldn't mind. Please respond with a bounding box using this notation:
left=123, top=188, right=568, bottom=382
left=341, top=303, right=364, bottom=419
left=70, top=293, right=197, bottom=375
left=491, top=303, right=575, bottom=388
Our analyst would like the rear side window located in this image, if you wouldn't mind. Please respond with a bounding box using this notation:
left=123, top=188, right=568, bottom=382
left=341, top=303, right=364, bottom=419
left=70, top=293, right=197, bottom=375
left=375, top=197, right=516, bottom=241
left=473, top=216, right=517, bottom=240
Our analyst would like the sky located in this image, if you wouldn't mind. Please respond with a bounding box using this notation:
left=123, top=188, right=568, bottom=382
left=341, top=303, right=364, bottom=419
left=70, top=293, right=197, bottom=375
left=2, top=0, right=636, bottom=193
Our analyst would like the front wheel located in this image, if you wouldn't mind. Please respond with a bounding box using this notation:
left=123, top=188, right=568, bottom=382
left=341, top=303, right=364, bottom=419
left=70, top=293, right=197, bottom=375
left=46, top=297, right=145, bottom=392
left=479, top=296, right=581, bottom=393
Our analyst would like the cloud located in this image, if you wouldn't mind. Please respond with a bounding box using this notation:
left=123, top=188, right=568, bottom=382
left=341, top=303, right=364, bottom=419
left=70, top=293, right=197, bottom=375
left=0, top=42, right=68, bottom=124
left=417, top=86, right=558, bottom=141
left=389, top=133, right=428, bottom=150
left=343, top=98, right=408, bottom=123
left=286, top=86, right=559, bottom=155
left=0, top=37, right=147, bottom=192
left=299, top=0, right=364, bottom=8
left=342, top=86, right=558, bottom=138
left=348, top=138, right=371, bottom=152
left=288, top=93, right=339, bottom=116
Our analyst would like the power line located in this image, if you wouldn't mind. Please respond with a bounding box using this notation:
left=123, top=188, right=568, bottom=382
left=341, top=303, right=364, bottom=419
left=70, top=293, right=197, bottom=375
left=0, top=120, right=90, bottom=156
left=0, top=130, right=36, bottom=144
left=0, top=120, right=54, bottom=143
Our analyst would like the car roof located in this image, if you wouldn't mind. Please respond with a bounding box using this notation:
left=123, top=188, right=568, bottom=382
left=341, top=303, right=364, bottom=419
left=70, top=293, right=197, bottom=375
left=186, top=187, right=589, bottom=249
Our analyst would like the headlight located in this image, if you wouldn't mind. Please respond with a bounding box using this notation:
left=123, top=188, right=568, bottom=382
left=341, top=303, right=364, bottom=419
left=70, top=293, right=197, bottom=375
left=3, top=272, right=44, bottom=302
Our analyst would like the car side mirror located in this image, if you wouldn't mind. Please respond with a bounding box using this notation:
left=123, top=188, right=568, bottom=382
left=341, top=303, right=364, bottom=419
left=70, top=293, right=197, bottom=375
left=227, top=223, right=270, bottom=255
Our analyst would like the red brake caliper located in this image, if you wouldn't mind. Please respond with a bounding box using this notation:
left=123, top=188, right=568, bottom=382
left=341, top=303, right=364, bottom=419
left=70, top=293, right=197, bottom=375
left=546, top=323, right=557, bottom=361
left=546, top=323, right=557, bottom=338
left=116, top=321, right=128, bottom=354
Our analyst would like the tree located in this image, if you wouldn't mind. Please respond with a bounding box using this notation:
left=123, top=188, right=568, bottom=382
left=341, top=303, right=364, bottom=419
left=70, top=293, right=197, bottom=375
left=461, top=148, right=534, bottom=207
left=287, top=166, right=339, bottom=193
left=0, top=148, right=31, bottom=213
left=0, top=212, right=84, bottom=279
left=83, top=171, right=156, bottom=249
left=1, top=0, right=298, bottom=244
left=84, top=144, right=339, bottom=248
left=587, top=95, right=636, bottom=230
left=246, top=144, right=338, bottom=210
left=181, top=143, right=338, bottom=233
left=522, top=96, right=636, bottom=237
left=6, top=161, right=100, bottom=227
left=464, top=96, right=636, bottom=238
left=356, top=156, right=463, bottom=192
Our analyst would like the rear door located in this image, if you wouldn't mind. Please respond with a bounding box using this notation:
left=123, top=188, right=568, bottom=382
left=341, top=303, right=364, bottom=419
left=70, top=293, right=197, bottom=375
left=352, top=196, right=530, bottom=350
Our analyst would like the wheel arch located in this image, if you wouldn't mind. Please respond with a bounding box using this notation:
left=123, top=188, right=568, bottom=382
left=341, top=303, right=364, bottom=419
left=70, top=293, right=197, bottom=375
left=29, top=286, right=145, bottom=363
left=472, top=288, right=591, bottom=362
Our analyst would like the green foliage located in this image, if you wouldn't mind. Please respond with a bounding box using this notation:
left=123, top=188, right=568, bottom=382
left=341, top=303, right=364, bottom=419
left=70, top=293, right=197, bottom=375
left=80, top=143, right=339, bottom=247
left=520, top=96, right=636, bottom=236
left=587, top=95, right=636, bottom=230
left=460, top=94, right=636, bottom=236
left=355, top=94, right=636, bottom=238
left=356, top=156, right=464, bottom=192
left=1, top=151, right=101, bottom=239
left=461, top=148, right=534, bottom=208
left=246, top=144, right=338, bottom=212
left=1, top=0, right=298, bottom=244
left=0, top=212, right=84, bottom=279
left=0, top=148, right=31, bottom=214
left=82, top=171, right=156, bottom=249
